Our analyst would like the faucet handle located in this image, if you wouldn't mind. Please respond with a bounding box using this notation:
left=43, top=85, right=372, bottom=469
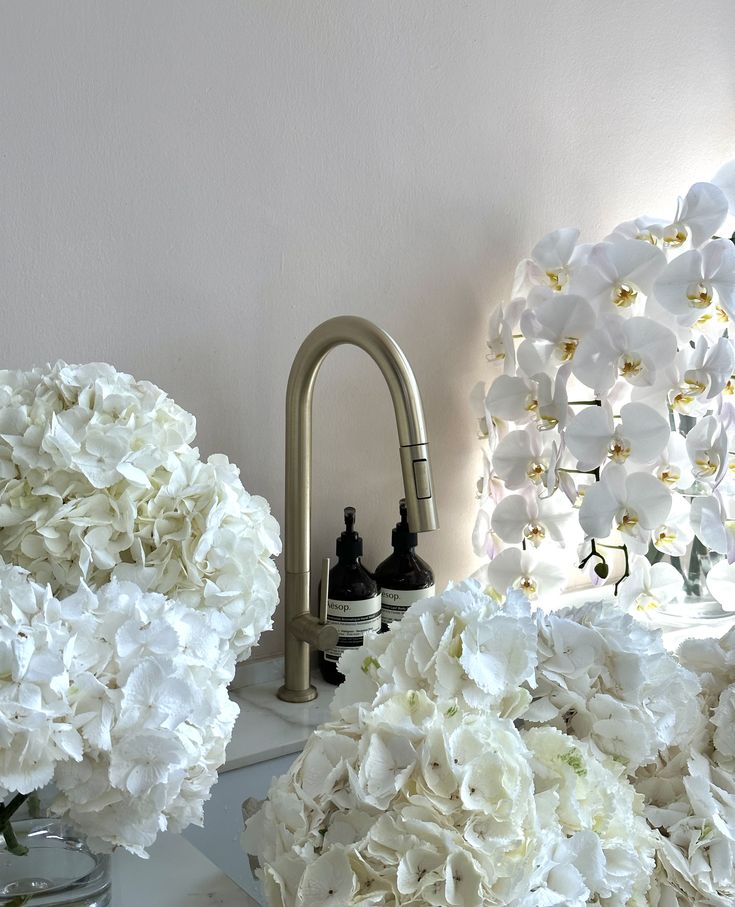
left=286, top=558, right=339, bottom=654
left=319, top=557, right=330, bottom=624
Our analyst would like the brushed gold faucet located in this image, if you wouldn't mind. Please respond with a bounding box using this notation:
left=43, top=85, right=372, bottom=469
left=277, top=316, right=439, bottom=702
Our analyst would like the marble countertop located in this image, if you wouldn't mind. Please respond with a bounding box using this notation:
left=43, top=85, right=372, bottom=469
left=226, top=658, right=336, bottom=771
left=112, top=832, right=257, bottom=906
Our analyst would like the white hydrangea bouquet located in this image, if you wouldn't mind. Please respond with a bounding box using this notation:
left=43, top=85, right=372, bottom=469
left=473, top=160, right=735, bottom=617
left=246, top=581, right=735, bottom=906
left=0, top=362, right=281, bottom=856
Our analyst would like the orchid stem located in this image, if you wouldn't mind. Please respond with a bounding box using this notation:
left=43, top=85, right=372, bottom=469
left=578, top=539, right=608, bottom=579
left=615, top=545, right=630, bottom=595
left=579, top=539, right=602, bottom=569
left=579, top=541, right=631, bottom=590
left=594, top=543, right=631, bottom=594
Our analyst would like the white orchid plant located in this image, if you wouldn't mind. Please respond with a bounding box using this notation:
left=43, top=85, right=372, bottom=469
left=246, top=580, right=735, bottom=906
left=473, top=160, right=735, bottom=615
left=0, top=362, right=281, bottom=856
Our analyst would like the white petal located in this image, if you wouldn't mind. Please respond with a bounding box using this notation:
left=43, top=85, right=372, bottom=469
left=652, top=494, right=694, bottom=556
left=532, top=227, right=580, bottom=270
left=684, top=336, right=735, bottom=400
left=600, top=462, right=628, bottom=505
left=622, top=317, right=678, bottom=382
left=678, top=181, right=729, bottom=248
left=578, top=478, right=618, bottom=539
left=471, top=507, right=492, bottom=558
left=712, top=158, right=735, bottom=216
left=485, top=375, right=532, bottom=421
left=486, top=305, right=517, bottom=372
left=706, top=559, right=735, bottom=612
left=490, top=494, right=530, bottom=543
left=691, top=496, right=727, bottom=554
left=571, top=240, right=665, bottom=313
left=626, top=472, right=671, bottom=529
left=484, top=547, right=524, bottom=596
left=565, top=405, right=614, bottom=469
left=704, top=237, right=735, bottom=318
left=493, top=431, right=535, bottom=490
left=571, top=261, right=618, bottom=312
left=686, top=414, right=729, bottom=483
left=516, top=338, right=553, bottom=377
left=298, top=848, right=358, bottom=907
left=608, top=238, right=666, bottom=294
left=524, top=293, right=596, bottom=344
left=705, top=337, right=735, bottom=398
left=572, top=329, right=617, bottom=394
left=444, top=850, right=484, bottom=907
left=653, top=249, right=704, bottom=318
left=619, top=402, right=670, bottom=462
left=616, top=558, right=651, bottom=610
left=523, top=550, right=569, bottom=596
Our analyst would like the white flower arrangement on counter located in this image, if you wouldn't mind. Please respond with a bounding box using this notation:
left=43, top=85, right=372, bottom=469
left=0, top=362, right=280, bottom=660
left=0, top=566, right=239, bottom=856
left=473, top=161, right=735, bottom=613
left=0, top=362, right=281, bottom=856
left=245, top=581, right=735, bottom=906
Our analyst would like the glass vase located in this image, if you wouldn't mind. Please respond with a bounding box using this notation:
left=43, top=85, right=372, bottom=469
left=0, top=815, right=110, bottom=906
left=658, top=537, right=724, bottom=619
left=642, top=538, right=735, bottom=647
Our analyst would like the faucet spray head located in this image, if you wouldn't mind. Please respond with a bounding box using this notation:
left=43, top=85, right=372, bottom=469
left=400, top=442, right=439, bottom=533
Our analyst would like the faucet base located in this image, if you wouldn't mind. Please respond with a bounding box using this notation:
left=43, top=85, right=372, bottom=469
left=277, top=684, right=318, bottom=703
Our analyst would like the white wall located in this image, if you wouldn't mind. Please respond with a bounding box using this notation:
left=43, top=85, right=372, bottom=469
left=1, top=1, right=734, bottom=658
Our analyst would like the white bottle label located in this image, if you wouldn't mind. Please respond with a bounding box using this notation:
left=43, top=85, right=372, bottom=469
left=324, top=594, right=382, bottom=663
left=381, top=585, right=436, bottom=624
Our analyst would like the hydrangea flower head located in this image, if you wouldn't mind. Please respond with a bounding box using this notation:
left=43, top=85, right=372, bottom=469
left=246, top=582, right=683, bottom=905
left=0, top=362, right=281, bottom=661
left=0, top=562, right=244, bottom=855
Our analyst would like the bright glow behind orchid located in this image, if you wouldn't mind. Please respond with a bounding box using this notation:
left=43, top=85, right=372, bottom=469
left=474, top=163, right=735, bottom=612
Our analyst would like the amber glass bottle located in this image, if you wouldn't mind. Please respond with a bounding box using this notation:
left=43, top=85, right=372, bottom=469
left=318, top=507, right=381, bottom=685
left=374, top=499, right=435, bottom=632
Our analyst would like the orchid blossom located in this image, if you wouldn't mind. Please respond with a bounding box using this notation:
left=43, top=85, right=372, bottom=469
left=579, top=464, right=672, bottom=554
left=477, top=161, right=735, bottom=609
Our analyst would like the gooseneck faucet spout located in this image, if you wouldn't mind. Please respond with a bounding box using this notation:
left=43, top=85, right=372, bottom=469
left=277, top=316, right=439, bottom=703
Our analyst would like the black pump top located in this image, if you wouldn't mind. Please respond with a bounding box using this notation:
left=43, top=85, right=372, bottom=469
left=392, top=499, right=418, bottom=552
left=336, top=506, right=363, bottom=560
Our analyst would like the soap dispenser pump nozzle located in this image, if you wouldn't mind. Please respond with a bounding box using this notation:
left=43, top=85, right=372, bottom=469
left=336, top=506, right=363, bottom=560
left=392, top=498, right=418, bottom=552
left=344, top=506, right=356, bottom=533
